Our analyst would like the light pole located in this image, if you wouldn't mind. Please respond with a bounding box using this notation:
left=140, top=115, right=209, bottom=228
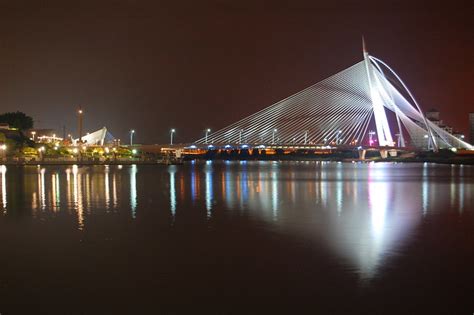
left=424, top=134, right=429, bottom=150
left=130, top=129, right=135, bottom=146
left=38, top=146, right=45, bottom=161
left=31, top=131, right=36, bottom=141
left=170, top=129, right=175, bottom=145
left=336, top=130, right=342, bottom=145
left=205, top=129, right=211, bottom=144
left=239, top=129, right=243, bottom=144
left=0, top=144, right=6, bottom=160
left=368, top=130, right=376, bottom=146
left=395, top=133, right=402, bottom=147
left=78, top=108, right=83, bottom=143
left=272, top=128, right=277, bottom=145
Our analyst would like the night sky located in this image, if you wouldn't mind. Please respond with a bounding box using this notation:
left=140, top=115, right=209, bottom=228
left=0, top=0, right=472, bottom=144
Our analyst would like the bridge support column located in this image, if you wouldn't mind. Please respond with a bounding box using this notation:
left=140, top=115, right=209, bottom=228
left=379, top=149, right=388, bottom=159
left=358, top=149, right=367, bottom=160
left=388, top=150, right=397, bottom=157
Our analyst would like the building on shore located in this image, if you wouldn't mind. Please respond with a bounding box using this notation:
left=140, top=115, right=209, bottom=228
left=425, top=109, right=454, bottom=134
left=26, top=128, right=57, bottom=140
left=412, top=109, right=465, bottom=149
left=73, top=127, right=115, bottom=146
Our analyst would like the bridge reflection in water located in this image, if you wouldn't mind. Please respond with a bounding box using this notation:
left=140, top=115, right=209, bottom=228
left=0, top=162, right=471, bottom=280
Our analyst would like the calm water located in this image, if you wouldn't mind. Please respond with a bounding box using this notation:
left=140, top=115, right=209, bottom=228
left=0, top=162, right=473, bottom=314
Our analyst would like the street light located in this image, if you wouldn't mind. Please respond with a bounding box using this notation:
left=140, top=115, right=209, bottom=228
left=170, top=129, right=176, bottom=145
left=272, top=128, right=277, bottom=145
left=0, top=144, right=6, bottom=159
left=31, top=131, right=36, bottom=141
left=368, top=130, right=376, bottom=146
left=130, top=129, right=135, bottom=146
left=205, top=128, right=211, bottom=144
left=424, top=134, right=429, bottom=150
left=336, top=130, right=342, bottom=145
left=37, top=146, right=45, bottom=160
left=78, top=108, right=84, bottom=143
left=395, top=133, right=402, bottom=147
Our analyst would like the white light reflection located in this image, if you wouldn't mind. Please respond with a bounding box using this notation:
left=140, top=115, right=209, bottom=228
left=112, top=173, right=118, bottom=209
left=190, top=163, right=197, bottom=203
left=0, top=165, right=6, bottom=213
left=72, top=165, right=84, bottom=230
left=271, top=166, right=278, bottom=221
left=229, top=162, right=428, bottom=281
left=450, top=165, right=456, bottom=209
left=422, top=163, right=429, bottom=216
left=224, top=163, right=234, bottom=208
left=240, top=161, right=249, bottom=210
left=336, top=162, right=343, bottom=214
left=66, top=168, right=71, bottom=207
left=205, top=161, right=213, bottom=219
left=459, top=165, right=465, bottom=212
left=130, top=165, right=137, bottom=218
left=319, top=162, right=328, bottom=207
left=52, top=173, right=56, bottom=209
left=169, top=165, right=177, bottom=219
left=39, top=168, right=46, bottom=210
left=85, top=173, right=91, bottom=209
left=51, top=173, right=60, bottom=210
left=368, top=165, right=388, bottom=239
left=105, top=166, right=110, bottom=210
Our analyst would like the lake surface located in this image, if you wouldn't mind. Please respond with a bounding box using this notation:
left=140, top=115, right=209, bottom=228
left=0, top=161, right=472, bottom=314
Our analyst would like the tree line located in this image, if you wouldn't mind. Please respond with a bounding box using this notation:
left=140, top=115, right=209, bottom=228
left=0, top=111, right=34, bottom=130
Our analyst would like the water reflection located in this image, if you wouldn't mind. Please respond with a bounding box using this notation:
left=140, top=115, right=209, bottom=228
left=271, top=168, right=278, bottom=221
left=0, top=162, right=472, bottom=280
left=169, top=165, right=177, bottom=218
left=1, top=165, right=6, bottom=212
left=72, top=165, right=84, bottom=230
left=52, top=172, right=60, bottom=210
left=130, top=164, right=137, bottom=218
left=204, top=161, right=213, bottom=218
left=422, top=163, right=429, bottom=215
left=38, top=167, right=46, bottom=210
left=105, top=166, right=110, bottom=210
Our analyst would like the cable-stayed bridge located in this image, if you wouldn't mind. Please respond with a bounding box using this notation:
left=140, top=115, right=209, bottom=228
left=193, top=40, right=472, bottom=153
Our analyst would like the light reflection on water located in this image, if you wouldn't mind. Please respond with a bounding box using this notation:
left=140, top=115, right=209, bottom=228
left=0, top=165, right=6, bottom=212
left=130, top=164, right=137, bottom=218
left=205, top=161, right=213, bottom=218
left=0, top=162, right=472, bottom=280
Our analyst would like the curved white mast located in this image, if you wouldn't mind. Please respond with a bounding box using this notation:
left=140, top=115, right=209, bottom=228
left=362, top=37, right=393, bottom=146
left=368, top=55, right=438, bottom=151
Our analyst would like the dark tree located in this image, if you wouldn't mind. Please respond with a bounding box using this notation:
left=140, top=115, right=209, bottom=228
left=0, top=111, right=34, bottom=130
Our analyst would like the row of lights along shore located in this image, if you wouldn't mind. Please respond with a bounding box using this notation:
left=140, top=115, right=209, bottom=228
left=70, top=110, right=464, bottom=148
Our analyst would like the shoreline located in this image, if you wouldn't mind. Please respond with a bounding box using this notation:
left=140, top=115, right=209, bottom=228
left=1, top=157, right=473, bottom=166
